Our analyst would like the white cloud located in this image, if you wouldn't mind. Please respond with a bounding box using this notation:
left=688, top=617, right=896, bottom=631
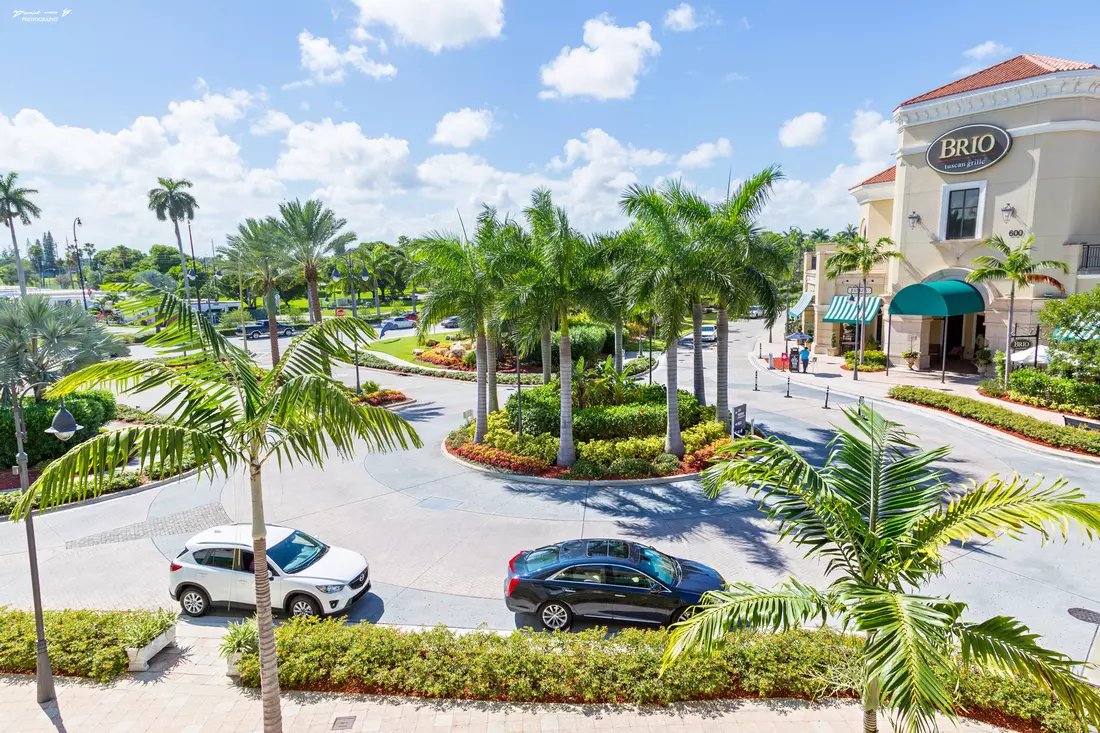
left=430, top=108, right=493, bottom=148
left=663, top=3, right=699, bottom=32
left=723, top=71, right=747, bottom=82
left=778, top=111, right=827, bottom=148
left=351, top=0, right=503, bottom=53
left=954, top=40, right=1012, bottom=75
left=678, top=137, right=732, bottom=169
left=741, top=16, right=751, bottom=30
left=275, top=118, right=409, bottom=200
left=547, top=128, right=667, bottom=171
left=294, top=30, right=397, bottom=85
left=849, top=109, right=895, bottom=162
left=539, top=15, right=660, bottom=101
left=250, top=110, right=294, bottom=135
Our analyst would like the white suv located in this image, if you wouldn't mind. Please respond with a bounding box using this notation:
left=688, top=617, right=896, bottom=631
left=169, top=524, right=370, bottom=618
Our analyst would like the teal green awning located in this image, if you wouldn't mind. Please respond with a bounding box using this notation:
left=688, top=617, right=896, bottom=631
left=823, top=296, right=882, bottom=324
left=888, top=280, right=985, bottom=317
left=1053, top=320, right=1099, bottom=341
left=789, top=292, right=812, bottom=319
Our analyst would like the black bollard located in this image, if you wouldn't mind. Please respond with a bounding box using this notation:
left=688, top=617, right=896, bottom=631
left=823, top=385, right=830, bottom=409
left=758, top=343, right=763, bottom=360
left=785, top=376, right=792, bottom=399
left=753, top=371, right=759, bottom=392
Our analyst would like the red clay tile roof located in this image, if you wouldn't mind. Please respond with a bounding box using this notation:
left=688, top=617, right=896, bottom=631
left=898, top=54, right=1098, bottom=108
left=849, top=165, right=896, bottom=190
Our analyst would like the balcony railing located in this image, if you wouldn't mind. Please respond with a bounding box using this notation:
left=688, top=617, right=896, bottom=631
left=1081, top=244, right=1100, bottom=274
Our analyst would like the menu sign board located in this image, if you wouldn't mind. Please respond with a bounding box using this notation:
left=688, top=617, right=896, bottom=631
left=926, top=123, right=1011, bottom=175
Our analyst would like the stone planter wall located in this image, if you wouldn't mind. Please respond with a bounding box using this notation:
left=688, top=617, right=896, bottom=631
left=125, top=625, right=176, bottom=672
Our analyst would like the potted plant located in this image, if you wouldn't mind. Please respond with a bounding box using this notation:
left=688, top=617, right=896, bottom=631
left=902, top=350, right=920, bottom=370
left=827, top=331, right=840, bottom=357
left=218, top=617, right=258, bottom=678
left=974, top=348, right=994, bottom=377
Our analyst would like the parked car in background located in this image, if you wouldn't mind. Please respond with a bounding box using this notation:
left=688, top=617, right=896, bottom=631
left=397, top=311, right=420, bottom=321
left=236, top=320, right=295, bottom=339
left=170, top=524, right=370, bottom=618
left=748, top=306, right=764, bottom=318
left=700, top=324, right=718, bottom=343
left=504, top=538, right=724, bottom=630
left=380, top=316, right=417, bottom=331
left=440, top=316, right=460, bottom=328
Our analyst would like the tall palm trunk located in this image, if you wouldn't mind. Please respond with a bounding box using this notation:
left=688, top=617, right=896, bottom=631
left=266, top=291, right=280, bottom=365
left=306, top=270, right=321, bottom=325
left=474, top=331, right=488, bottom=443
left=665, top=338, right=685, bottom=456
left=172, top=219, right=191, bottom=303
left=613, top=315, right=624, bottom=375
left=373, top=285, right=381, bottom=317
left=716, top=307, right=729, bottom=431
left=410, top=282, right=417, bottom=316
left=1004, top=283, right=1015, bottom=388
left=557, top=312, right=575, bottom=466
left=858, top=276, right=868, bottom=365
left=862, top=673, right=880, bottom=733
left=486, top=335, right=499, bottom=412
left=692, top=301, right=705, bottom=406
left=249, top=459, right=283, bottom=733
left=8, top=221, right=27, bottom=297
left=541, top=324, right=552, bottom=384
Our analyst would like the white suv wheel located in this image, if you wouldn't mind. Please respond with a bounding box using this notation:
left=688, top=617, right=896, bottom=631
left=289, top=597, right=319, bottom=617
left=180, top=588, right=207, bottom=616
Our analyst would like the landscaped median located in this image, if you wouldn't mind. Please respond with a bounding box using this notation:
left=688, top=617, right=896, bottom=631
left=228, top=617, right=1084, bottom=733
left=357, top=351, right=656, bottom=386
left=887, top=386, right=1100, bottom=456
left=0, top=607, right=176, bottom=681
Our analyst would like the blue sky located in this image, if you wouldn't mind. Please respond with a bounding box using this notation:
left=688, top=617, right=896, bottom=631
left=5, top=0, right=1099, bottom=252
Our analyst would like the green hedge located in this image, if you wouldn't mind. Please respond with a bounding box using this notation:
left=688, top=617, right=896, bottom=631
left=888, top=386, right=1100, bottom=455
left=0, top=472, right=143, bottom=518
left=235, top=618, right=1084, bottom=732
left=506, top=383, right=701, bottom=440
left=357, top=352, right=543, bottom=384
left=0, top=607, right=175, bottom=681
left=0, top=391, right=117, bottom=469
left=1009, top=369, right=1100, bottom=412
left=844, top=349, right=887, bottom=369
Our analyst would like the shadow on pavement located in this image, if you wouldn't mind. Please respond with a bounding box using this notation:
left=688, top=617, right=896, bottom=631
left=393, top=401, right=445, bottom=423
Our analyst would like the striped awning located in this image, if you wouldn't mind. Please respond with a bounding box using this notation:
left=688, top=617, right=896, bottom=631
left=1053, top=320, right=1099, bottom=342
left=788, top=292, right=813, bottom=319
left=823, top=295, right=882, bottom=324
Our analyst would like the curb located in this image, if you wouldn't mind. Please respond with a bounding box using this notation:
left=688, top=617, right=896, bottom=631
left=1, top=468, right=202, bottom=522
left=439, top=441, right=701, bottom=487
left=747, top=339, right=1100, bottom=467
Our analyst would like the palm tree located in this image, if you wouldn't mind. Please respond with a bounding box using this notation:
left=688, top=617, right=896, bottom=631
left=147, top=177, right=199, bottom=304
left=0, top=172, right=43, bottom=297
left=967, top=234, right=1068, bottom=387
left=838, top=223, right=859, bottom=242
left=276, top=199, right=356, bottom=324
left=783, top=226, right=806, bottom=252
left=621, top=180, right=711, bottom=457
left=809, top=227, right=830, bottom=243
left=222, top=219, right=295, bottom=365
left=359, top=243, right=393, bottom=318
left=12, top=289, right=420, bottom=733
left=415, top=215, right=499, bottom=444
left=666, top=407, right=1100, bottom=733
left=825, top=236, right=901, bottom=373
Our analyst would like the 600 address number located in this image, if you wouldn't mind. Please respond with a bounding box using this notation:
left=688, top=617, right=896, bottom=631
left=1008, top=229, right=1025, bottom=237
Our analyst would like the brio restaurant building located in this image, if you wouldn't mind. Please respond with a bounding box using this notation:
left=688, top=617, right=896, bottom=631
left=799, top=54, right=1100, bottom=370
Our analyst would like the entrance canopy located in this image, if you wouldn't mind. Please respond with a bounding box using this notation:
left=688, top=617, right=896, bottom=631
left=888, top=280, right=984, bottom=317
left=788, top=292, right=812, bottom=319
left=823, top=295, right=882, bottom=324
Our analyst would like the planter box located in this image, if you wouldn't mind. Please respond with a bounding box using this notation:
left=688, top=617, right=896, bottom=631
left=226, top=652, right=242, bottom=677
left=827, top=347, right=840, bottom=357
left=125, top=625, right=176, bottom=672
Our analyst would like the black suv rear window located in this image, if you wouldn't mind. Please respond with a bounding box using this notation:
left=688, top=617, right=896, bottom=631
left=524, top=547, right=559, bottom=573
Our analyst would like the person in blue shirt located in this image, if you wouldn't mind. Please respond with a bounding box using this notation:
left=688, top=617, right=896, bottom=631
left=800, top=346, right=810, bottom=373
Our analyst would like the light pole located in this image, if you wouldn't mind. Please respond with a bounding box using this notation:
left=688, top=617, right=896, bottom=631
left=186, top=221, right=202, bottom=320
left=9, top=383, right=83, bottom=703
left=330, top=253, right=368, bottom=395
left=71, top=218, right=88, bottom=310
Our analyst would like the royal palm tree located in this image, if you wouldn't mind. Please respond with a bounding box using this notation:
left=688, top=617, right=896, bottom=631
left=838, top=223, right=860, bottom=242
left=222, top=218, right=295, bottom=365
left=11, top=289, right=420, bottom=733
left=0, top=172, right=43, bottom=297
left=276, top=199, right=356, bottom=324
left=809, top=227, right=830, bottom=243
left=359, top=243, right=393, bottom=318
left=967, top=234, right=1068, bottom=387
left=621, top=180, right=711, bottom=457
left=783, top=226, right=806, bottom=252
left=825, top=236, right=902, bottom=375
left=147, top=177, right=198, bottom=303
left=667, top=407, right=1100, bottom=733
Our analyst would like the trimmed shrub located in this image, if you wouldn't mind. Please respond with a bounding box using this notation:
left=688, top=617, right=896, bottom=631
left=566, top=459, right=609, bottom=480
left=682, top=421, right=729, bottom=455
left=608, top=457, right=655, bottom=478
left=0, top=391, right=117, bottom=468
left=115, top=403, right=166, bottom=425
left=576, top=435, right=664, bottom=464
left=653, top=453, right=682, bottom=476
left=462, top=350, right=478, bottom=368
left=0, top=607, right=175, bottom=681
left=554, top=323, right=613, bottom=364
left=1009, top=368, right=1100, bottom=410
left=445, top=428, right=471, bottom=450
left=888, top=386, right=1100, bottom=455
left=977, top=379, right=1006, bottom=398
left=452, top=443, right=551, bottom=474
left=684, top=438, right=731, bottom=472
left=844, top=350, right=887, bottom=370
left=622, top=357, right=655, bottom=377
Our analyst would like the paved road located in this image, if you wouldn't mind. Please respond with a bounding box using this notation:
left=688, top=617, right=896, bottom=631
left=2, top=320, right=1098, bottom=660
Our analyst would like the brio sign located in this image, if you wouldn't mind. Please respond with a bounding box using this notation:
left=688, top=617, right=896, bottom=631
left=926, top=123, right=1011, bottom=175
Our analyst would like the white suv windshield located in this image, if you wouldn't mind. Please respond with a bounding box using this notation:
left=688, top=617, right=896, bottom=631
left=268, top=530, right=327, bottom=574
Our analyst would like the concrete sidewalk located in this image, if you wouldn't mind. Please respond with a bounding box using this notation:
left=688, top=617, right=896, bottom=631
left=0, top=624, right=1004, bottom=733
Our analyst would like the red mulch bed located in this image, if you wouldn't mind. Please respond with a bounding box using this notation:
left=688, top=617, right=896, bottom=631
left=0, top=468, right=40, bottom=491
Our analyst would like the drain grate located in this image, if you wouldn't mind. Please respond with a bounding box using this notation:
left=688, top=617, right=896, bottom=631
left=1068, top=608, right=1100, bottom=624
left=332, top=716, right=356, bottom=730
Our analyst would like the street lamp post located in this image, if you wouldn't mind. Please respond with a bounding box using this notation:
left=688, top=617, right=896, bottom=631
left=330, top=253, right=366, bottom=395
left=71, top=218, right=88, bottom=310
left=10, top=383, right=83, bottom=703
left=186, top=221, right=202, bottom=320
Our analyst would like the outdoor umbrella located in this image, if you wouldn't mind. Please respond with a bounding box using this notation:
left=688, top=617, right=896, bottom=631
left=786, top=332, right=811, bottom=341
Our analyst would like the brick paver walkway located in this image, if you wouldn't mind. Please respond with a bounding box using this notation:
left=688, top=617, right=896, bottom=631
left=0, top=625, right=1004, bottom=733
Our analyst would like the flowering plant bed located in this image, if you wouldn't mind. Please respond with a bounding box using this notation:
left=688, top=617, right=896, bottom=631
left=354, top=389, right=408, bottom=407
left=451, top=442, right=563, bottom=476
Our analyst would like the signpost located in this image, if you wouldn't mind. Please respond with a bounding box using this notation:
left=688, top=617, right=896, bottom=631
left=336, top=309, right=345, bottom=318
left=847, top=285, right=871, bottom=295
left=732, top=403, right=747, bottom=437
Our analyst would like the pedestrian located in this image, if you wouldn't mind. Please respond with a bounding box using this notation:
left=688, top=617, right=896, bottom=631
left=780, top=352, right=789, bottom=371
left=800, top=345, right=810, bottom=373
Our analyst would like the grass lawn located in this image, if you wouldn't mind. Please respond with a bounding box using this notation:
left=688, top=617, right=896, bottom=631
left=366, top=333, right=432, bottom=365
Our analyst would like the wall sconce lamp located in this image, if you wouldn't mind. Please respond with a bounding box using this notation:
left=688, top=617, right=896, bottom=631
left=1001, top=203, right=1015, bottom=223
left=907, top=211, right=921, bottom=230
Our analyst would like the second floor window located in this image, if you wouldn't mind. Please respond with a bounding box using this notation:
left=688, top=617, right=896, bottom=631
left=946, top=188, right=980, bottom=240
